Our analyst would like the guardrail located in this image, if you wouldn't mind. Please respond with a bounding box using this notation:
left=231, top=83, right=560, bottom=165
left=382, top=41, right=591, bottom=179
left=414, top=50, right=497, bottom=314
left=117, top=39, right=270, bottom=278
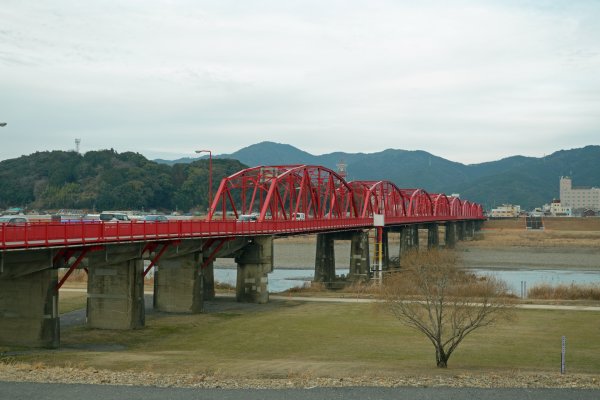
left=0, top=216, right=482, bottom=250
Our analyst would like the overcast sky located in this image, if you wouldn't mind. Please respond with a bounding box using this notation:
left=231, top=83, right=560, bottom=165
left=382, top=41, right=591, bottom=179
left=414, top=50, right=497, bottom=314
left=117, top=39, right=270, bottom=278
left=1, top=0, right=599, bottom=164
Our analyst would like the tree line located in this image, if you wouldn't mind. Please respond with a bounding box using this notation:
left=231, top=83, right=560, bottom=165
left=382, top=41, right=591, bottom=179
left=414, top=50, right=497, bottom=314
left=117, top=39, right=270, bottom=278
left=0, top=150, right=246, bottom=213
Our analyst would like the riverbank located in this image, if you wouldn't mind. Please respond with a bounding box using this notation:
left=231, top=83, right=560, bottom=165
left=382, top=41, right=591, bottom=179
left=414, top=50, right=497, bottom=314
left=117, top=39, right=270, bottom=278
left=2, top=299, right=599, bottom=389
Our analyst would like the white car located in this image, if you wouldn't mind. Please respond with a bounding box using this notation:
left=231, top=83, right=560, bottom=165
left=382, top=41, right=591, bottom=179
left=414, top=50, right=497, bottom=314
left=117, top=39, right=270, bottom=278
left=0, top=215, right=28, bottom=225
left=291, top=212, right=306, bottom=220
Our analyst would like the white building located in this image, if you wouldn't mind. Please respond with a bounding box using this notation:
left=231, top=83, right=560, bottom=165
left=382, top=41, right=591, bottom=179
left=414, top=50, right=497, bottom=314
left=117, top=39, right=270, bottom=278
left=547, top=200, right=572, bottom=217
left=490, top=204, right=520, bottom=218
left=560, top=177, right=600, bottom=211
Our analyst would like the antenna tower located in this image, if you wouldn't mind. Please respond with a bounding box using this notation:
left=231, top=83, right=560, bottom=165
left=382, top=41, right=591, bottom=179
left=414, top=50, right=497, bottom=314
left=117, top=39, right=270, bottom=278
left=336, top=159, right=347, bottom=180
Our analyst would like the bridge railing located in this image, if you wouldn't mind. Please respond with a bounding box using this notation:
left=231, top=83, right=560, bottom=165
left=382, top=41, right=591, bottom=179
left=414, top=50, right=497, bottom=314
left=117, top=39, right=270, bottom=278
left=0, top=218, right=372, bottom=249
left=0, top=215, right=485, bottom=250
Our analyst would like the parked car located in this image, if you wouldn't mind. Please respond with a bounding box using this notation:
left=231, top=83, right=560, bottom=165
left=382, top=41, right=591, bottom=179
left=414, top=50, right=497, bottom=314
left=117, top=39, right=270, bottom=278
left=0, top=215, right=28, bottom=225
left=99, top=212, right=130, bottom=222
left=291, top=212, right=306, bottom=220
left=143, top=215, right=168, bottom=222
left=237, top=214, right=258, bottom=222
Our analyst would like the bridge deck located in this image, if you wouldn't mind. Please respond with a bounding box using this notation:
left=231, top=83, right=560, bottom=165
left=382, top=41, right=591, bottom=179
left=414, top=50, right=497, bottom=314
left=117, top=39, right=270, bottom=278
left=0, top=216, right=478, bottom=250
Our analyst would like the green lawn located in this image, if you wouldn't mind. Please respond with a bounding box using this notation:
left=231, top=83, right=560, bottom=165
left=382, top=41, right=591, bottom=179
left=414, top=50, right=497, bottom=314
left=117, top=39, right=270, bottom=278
left=5, top=299, right=599, bottom=378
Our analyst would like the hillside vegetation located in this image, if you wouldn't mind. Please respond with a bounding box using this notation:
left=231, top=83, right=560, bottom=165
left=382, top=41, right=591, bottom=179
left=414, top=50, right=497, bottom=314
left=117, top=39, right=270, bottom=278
left=163, top=142, right=600, bottom=210
left=0, top=150, right=246, bottom=212
left=3, top=144, right=599, bottom=212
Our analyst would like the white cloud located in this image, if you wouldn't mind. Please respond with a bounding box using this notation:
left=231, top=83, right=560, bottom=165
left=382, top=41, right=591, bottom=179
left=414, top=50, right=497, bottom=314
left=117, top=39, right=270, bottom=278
left=1, top=0, right=599, bottom=164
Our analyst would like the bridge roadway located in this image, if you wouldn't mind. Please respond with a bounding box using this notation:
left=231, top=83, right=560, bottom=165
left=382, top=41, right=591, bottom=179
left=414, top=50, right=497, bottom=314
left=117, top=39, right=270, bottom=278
left=0, top=215, right=473, bottom=250
left=0, top=164, right=484, bottom=349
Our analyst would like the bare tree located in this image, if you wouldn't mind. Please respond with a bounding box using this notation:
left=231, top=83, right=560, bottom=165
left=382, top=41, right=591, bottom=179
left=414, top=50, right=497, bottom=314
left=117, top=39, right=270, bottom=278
left=382, top=250, right=514, bottom=368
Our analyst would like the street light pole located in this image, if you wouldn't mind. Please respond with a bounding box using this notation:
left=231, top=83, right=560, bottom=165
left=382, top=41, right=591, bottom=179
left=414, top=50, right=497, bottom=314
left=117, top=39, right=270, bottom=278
left=195, top=149, right=212, bottom=214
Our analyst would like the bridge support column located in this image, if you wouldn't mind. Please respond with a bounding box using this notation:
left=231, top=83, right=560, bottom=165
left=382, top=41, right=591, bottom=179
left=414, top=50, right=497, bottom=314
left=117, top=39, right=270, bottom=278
left=235, top=236, right=273, bottom=304
left=87, top=259, right=145, bottom=329
left=410, top=225, right=420, bottom=250
left=154, top=252, right=203, bottom=313
left=315, top=233, right=335, bottom=287
left=399, top=226, right=411, bottom=256
left=349, top=231, right=370, bottom=281
left=0, top=268, right=59, bottom=348
left=427, top=224, right=439, bottom=249
left=202, top=259, right=215, bottom=300
left=457, top=221, right=466, bottom=241
left=445, top=222, right=456, bottom=249
left=381, top=229, right=390, bottom=271
left=466, top=221, right=475, bottom=239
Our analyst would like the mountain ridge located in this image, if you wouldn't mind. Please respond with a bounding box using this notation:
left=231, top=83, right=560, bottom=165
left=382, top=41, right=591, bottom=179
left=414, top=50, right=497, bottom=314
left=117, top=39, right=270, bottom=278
left=155, top=141, right=600, bottom=209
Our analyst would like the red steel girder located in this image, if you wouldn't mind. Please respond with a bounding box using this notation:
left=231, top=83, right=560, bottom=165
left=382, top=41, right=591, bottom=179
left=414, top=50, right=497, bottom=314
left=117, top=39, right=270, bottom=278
left=143, top=240, right=181, bottom=278
left=56, top=245, right=104, bottom=290
left=201, top=237, right=234, bottom=270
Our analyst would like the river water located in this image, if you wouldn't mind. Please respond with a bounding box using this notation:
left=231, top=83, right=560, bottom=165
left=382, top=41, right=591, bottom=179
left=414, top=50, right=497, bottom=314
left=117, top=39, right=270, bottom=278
left=214, top=267, right=600, bottom=295
left=213, top=240, right=600, bottom=295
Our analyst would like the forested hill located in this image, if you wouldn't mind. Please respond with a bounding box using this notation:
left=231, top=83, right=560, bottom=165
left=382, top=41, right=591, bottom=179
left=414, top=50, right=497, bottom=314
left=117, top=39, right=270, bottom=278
left=0, top=150, right=246, bottom=212
left=3, top=144, right=599, bottom=212
left=159, top=142, right=600, bottom=210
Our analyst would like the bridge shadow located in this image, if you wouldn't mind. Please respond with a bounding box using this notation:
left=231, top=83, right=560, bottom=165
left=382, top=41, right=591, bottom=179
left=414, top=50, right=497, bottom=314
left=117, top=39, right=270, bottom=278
left=60, top=293, right=302, bottom=330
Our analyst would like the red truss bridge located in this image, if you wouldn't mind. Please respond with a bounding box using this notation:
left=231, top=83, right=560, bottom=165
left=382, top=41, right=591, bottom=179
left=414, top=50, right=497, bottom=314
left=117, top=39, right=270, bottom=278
left=0, top=165, right=484, bottom=250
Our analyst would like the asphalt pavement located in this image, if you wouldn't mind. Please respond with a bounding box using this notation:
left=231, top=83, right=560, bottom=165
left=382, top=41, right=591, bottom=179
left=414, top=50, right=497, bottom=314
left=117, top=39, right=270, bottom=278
left=1, top=382, right=599, bottom=400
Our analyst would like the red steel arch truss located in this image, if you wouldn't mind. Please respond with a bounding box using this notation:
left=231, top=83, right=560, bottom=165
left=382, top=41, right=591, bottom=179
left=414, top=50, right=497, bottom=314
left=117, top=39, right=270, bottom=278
left=348, top=181, right=409, bottom=218
left=208, top=165, right=484, bottom=222
left=207, top=165, right=358, bottom=222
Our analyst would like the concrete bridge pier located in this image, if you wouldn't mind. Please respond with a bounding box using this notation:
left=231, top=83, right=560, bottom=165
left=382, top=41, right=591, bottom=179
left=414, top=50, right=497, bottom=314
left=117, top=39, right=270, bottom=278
left=381, top=228, right=390, bottom=271
left=410, top=225, right=420, bottom=250
left=373, top=228, right=390, bottom=272
left=87, top=257, right=145, bottom=330
left=466, top=221, right=475, bottom=239
left=0, top=250, right=59, bottom=348
left=427, top=224, right=439, bottom=249
left=235, top=236, right=273, bottom=304
left=154, top=252, right=204, bottom=313
left=445, top=222, right=457, bottom=249
left=315, top=233, right=336, bottom=287
left=399, top=226, right=411, bottom=255
left=202, top=259, right=215, bottom=300
left=457, top=221, right=466, bottom=241
left=349, top=230, right=370, bottom=281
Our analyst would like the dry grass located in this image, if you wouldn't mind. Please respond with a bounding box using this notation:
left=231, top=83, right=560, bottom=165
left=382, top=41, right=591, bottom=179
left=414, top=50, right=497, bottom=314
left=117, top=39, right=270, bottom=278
left=469, top=228, right=600, bottom=248
left=58, top=269, right=88, bottom=283
left=285, top=281, right=326, bottom=293
left=529, top=283, right=600, bottom=301
left=485, top=217, right=600, bottom=231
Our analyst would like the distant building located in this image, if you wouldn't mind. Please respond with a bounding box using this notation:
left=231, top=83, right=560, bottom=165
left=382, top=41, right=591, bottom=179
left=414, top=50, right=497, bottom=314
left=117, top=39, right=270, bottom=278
left=489, top=204, right=520, bottom=218
left=560, top=177, right=600, bottom=211
left=547, top=199, right=572, bottom=217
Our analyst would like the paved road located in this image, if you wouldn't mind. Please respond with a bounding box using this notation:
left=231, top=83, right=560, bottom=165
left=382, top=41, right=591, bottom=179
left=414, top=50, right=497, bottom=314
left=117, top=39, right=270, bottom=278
left=60, top=289, right=600, bottom=312
left=1, top=382, right=599, bottom=400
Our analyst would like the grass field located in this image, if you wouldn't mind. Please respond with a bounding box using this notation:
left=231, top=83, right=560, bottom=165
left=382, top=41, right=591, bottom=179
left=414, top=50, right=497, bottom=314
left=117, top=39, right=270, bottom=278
left=3, top=217, right=598, bottom=383
left=6, top=299, right=599, bottom=377
left=58, top=292, right=88, bottom=314
left=472, top=220, right=600, bottom=248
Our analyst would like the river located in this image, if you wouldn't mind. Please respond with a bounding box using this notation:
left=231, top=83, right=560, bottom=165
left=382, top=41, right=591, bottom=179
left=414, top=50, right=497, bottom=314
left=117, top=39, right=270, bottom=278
left=212, top=240, right=600, bottom=295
